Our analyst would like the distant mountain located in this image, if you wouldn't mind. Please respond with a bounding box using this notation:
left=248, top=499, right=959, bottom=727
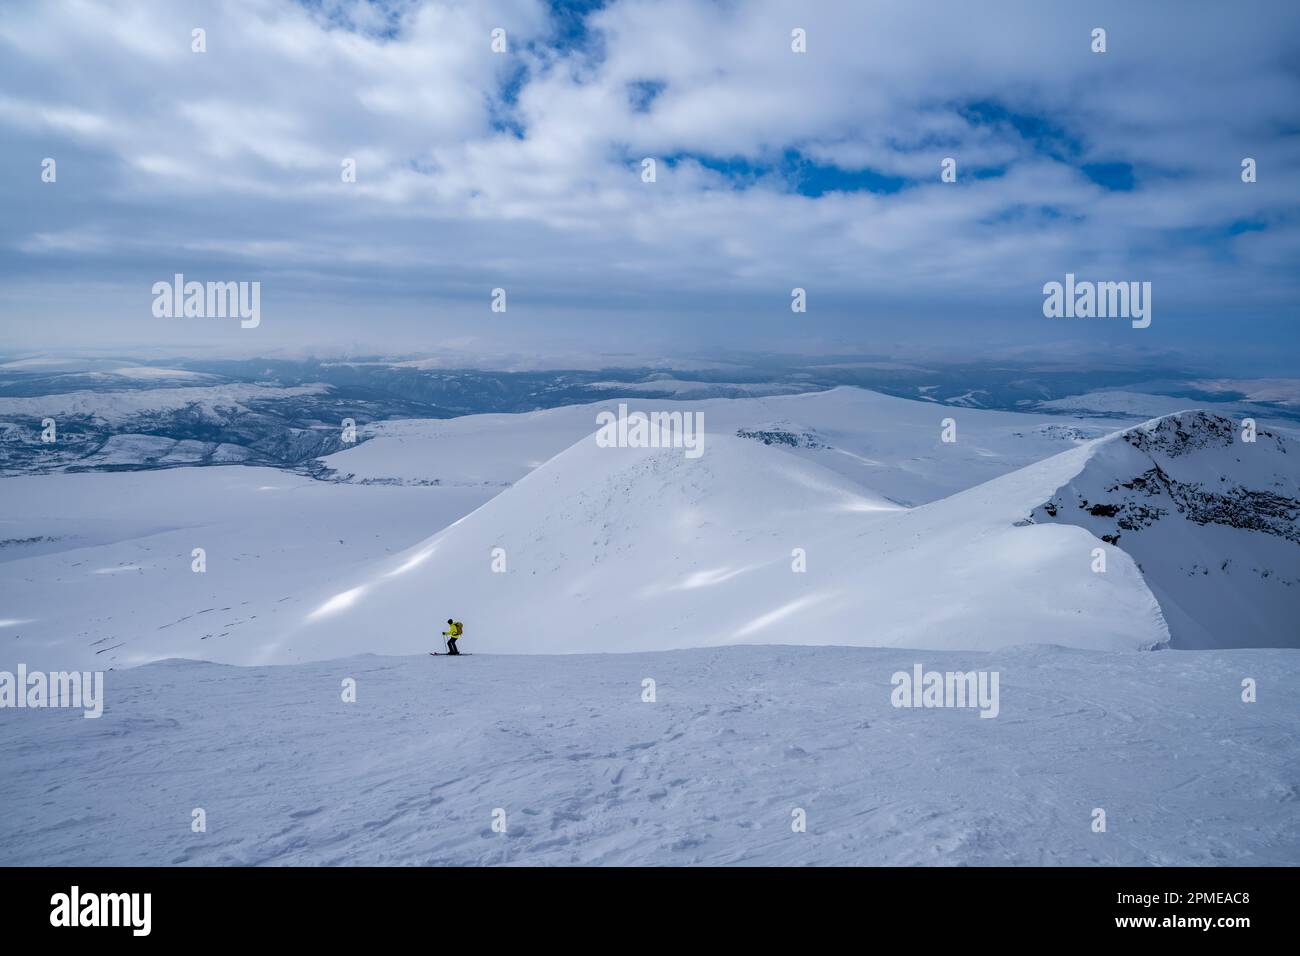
left=9, top=357, right=1295, bottom=477
left=0, top=383, right=392, bottom=474
left=0, top=370, right=831, bottom=476
left=311, top=387, right=1124, bottom=506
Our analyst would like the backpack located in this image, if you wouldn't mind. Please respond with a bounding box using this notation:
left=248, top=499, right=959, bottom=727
left=451, top=621, right=464, bottom=637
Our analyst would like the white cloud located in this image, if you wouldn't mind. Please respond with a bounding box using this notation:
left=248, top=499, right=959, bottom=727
left=0, top=0, right=1297, bottom=358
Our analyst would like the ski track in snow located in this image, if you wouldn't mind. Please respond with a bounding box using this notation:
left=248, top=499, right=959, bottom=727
left=1, top=645, right=1296, bottom=866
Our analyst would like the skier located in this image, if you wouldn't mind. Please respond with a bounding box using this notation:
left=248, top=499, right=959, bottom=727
left=441, top=618, right=464, bottom=655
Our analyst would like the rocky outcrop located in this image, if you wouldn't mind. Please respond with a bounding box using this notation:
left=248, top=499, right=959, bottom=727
left=1029, top=410, right=1300, bottom=648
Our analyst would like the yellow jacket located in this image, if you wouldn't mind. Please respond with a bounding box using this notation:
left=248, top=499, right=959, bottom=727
left=444, top=621, right=463, bottom=638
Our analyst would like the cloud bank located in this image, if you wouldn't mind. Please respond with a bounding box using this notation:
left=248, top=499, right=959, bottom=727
left=0, top=0, right=1296, bottom=369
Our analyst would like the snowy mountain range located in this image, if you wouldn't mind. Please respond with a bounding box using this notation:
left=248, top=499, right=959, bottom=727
left=7, top=356, right=1296, bottom=477
left=2, top=382, right=1297, bottom=868
left=284, top=398, right=1300, bottom=658
left=0, top=383, right=371, bottom=474
left=3, top=387, right=1294, bottom=670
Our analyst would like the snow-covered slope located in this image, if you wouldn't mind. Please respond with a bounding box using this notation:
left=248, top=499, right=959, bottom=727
left=10, top=387, right=1147, bottom=669
left=0, top=468, right=498, bottom=669
left=5, top=392, right=1293, bottom=669
left=316, top=386, right=1121, bottom=507
left=288, top=426, right=1169, bottom=658
left=1033, top=411, right=1300, bottom=648
left=3, top=644, right=1296, bottom=866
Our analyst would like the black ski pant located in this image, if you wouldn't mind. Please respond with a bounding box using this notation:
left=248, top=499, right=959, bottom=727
left=445, top=637, right=460, bottom=655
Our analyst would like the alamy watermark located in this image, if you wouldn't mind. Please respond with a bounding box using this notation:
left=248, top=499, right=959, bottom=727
left=0, top=664, right=104, bottom=718
left=1043, top=273, right=1151, bottom=329
left=595, top=403, right=705, bottom=459
left=50, top=886, right=150, bottom=936
left=890, top=663, right=1000, bottom=718
left=152, top=273, right=260, bottom=328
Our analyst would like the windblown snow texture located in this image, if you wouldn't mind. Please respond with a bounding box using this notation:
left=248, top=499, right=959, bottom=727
left=1, top=646, right=1295, bottom=866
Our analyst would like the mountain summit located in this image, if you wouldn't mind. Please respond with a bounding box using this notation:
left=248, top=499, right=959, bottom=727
left=1032, top=411, right=1299, bottom=648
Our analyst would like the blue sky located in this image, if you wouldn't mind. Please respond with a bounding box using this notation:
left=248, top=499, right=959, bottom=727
left=0, top=0, right=1297, bottom=372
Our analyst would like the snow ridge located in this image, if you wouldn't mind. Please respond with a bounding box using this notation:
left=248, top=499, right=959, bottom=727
left=1033, top=411, right=1299, bottom=648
